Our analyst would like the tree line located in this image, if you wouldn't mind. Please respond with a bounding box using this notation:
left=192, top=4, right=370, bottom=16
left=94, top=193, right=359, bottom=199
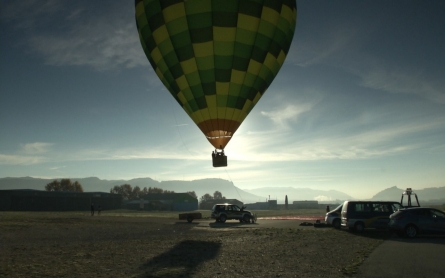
left=45, top=179, right=84, bottom=192
left=44, top=179, right=224, bottom=203
left=199, top=191, right=225, bottom=203
left=109, top=184, right=197, bottom=200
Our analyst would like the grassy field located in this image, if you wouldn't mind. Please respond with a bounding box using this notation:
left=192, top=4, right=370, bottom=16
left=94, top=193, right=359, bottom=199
left=0, top=209, right=391, bottom=277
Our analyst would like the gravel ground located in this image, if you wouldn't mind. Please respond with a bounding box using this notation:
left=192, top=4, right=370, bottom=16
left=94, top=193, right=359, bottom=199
left=0, top=214, right=390, bottom=277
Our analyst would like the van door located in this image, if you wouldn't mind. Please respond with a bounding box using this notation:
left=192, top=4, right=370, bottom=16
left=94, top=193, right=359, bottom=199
left=368, top=203, right=392, bottom=229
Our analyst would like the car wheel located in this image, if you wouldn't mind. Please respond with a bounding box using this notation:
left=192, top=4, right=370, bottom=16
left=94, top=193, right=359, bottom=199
left=186, top=215, right=193, bottom=223
left=355, top=222, right=365, bottom=232
left=333, top=219, right=341, bottom=229
left=219, top=215, right=227, bottom=223
left=243, top=215, right=250, bottom=223
left=405, top=225, right=418, bottom=238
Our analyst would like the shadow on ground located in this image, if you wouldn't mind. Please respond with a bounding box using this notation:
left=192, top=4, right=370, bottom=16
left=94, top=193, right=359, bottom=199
left=139, top=240, right=221, bottom=277
left=208, top=221, right=258, bottom=229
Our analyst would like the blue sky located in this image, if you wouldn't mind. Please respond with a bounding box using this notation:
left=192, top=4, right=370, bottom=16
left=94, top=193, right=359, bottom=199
left=1, top=0, right=444, bottom=199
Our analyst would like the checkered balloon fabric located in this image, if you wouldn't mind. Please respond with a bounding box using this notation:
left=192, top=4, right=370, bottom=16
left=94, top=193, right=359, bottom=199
left=135, top=0, right=296, bottom=149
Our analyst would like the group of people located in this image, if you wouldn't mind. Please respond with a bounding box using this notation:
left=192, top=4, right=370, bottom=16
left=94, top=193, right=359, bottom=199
left=90, top=203, right=101, bottom=216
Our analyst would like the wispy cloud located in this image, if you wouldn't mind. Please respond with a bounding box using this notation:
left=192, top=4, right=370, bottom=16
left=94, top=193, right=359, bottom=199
left=288, top=24, right=359, bottom=67
left=3, top=1, right=147, bottom=71
left=20, top=142, right=53, bottom=154
left=358, top=66, right=445, bottom=104
left=229, top=110, right=445, bottom=163
left=0, top=154, right=48, bottom=165
left=29, top=22, right=146, bottom=71
left=260, top=103, right=312, bottom=130
left=0, top=0, right=62, bottom=29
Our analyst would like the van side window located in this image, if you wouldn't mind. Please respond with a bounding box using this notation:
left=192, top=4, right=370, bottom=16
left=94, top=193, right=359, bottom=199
left=354, top=203, right=366, bottom=212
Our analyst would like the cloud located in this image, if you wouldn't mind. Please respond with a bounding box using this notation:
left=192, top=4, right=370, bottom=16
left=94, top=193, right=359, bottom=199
left=358, top=67, right=445, bottom=104
left=3, top=1, right=147, bottom=71
left=0, top=154, right=48, bottom=165
left=314, top=195, right=333, bottom=201
left=49, top=166, right=66, bottom=170
left=288, top=23, right=359, bottom=67
left=29, top=22, right=146, bottom=71
left=0, top=0, right=62, bottom=29
left=229, top=108, right=445, bottom=163
left=20, top=142, right=53, bottom=154
left=260, top=103, right=312, bottom=130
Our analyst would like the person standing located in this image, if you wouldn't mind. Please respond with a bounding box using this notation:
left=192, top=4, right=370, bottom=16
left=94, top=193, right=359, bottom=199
left=91, top=203, right=95, bottom=216
left=326, top=205, right=330, bottom=213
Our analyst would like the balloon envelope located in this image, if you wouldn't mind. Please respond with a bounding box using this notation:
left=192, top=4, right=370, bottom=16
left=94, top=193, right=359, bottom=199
left=135, top=0, right=296, bottom=149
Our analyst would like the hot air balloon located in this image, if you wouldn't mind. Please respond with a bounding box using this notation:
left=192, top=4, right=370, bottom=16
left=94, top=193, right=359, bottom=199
left=135, top=0, right=296, bottom=167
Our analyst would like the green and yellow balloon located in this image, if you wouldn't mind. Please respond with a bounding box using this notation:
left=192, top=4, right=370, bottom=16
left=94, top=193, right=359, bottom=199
left=135, top=0, right=296, bottom=152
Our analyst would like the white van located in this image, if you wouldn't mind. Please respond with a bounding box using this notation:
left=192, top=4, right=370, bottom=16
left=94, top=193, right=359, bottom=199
left=341, top=201, right=403, bottom=232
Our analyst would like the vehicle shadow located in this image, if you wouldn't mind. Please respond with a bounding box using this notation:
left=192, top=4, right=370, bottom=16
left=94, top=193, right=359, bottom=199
left=386, top=233, right=445, bottom=245
left=208, top=221, right=258, bottom=229
left=337, top=227, right=393, bottom=240
left=337, top=228, right=445, bottom=244
left=138, top=240, right=221, bottom=277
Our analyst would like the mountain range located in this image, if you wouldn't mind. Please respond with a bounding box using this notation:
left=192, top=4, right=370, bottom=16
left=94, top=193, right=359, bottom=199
left=0, top=177, right=444, bottom=205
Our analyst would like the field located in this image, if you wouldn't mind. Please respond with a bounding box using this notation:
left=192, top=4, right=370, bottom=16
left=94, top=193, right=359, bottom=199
left=0, top=209, right=391, bottom=277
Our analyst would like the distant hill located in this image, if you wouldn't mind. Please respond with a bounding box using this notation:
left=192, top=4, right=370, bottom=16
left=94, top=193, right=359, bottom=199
left=246, top=187, right=354, bottom=204
left=370, top=186, right=445, bottom=205
left=0, top=177, right=264, bottom=204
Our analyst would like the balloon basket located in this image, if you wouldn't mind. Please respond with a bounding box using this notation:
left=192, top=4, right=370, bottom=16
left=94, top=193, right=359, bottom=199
left=212, top=151, right=227, bottom=167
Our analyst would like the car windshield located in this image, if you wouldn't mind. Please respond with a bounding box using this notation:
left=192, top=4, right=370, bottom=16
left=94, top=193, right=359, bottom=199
left=392, top=203, right=403, bottom=212
left=331, top=204, right=342, bottom=212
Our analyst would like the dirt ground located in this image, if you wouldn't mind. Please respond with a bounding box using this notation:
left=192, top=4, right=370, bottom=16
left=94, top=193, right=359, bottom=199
left=0, top=213, right=390, bottom=277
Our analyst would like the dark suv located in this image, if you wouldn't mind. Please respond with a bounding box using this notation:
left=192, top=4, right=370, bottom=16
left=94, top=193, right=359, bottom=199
left=211, top=204, right=257, bottom=223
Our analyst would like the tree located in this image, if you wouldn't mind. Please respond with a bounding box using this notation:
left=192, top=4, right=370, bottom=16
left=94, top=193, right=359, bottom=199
left=73, top=181, right=84, bottom=192
left=148, top=187, right=164, bottom=194
left=110, top=185, right=175, bottom=200
left=200, top=193, right=213, bottom=203
left=110, top=184, right=133, bottom=199
left=45, top=179, right=83, bottom=192
left=187, top=191, right=197, bottom=199
left=213, top=191, right=223, bottom=199
left=285, top=195, right=288, bottom=210
left=131, top=186, right=141, bottom=200
left=45, top=180, right=61, bottom=191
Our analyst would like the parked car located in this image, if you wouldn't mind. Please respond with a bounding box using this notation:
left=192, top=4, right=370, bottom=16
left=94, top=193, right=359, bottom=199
left=341, top=201, right=403, bottom=232
left=211, top=204, right=257, bottom=223
left=389, top=207, right=445, bottom=238
left=325, top=204, right=342, bottom=229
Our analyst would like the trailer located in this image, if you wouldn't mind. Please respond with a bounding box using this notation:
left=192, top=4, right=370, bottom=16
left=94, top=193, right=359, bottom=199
left=178, top=212, right=202, bottom=223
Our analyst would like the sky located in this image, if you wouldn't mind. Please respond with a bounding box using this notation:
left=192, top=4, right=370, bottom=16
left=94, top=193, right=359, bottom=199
left=1, top=0, right=444, bottom=199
